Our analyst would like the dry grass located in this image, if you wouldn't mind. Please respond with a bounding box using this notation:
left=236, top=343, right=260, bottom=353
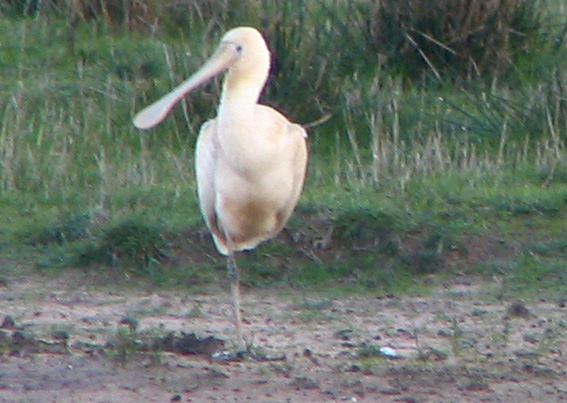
left=362, top=0, right=548, bottom=80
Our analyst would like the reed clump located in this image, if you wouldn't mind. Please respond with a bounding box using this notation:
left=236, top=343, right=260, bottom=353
left=355, top=0, right=550, bottom=81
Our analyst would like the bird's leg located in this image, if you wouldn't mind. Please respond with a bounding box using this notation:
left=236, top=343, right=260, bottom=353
left=227, top=251, right=245, bottom=351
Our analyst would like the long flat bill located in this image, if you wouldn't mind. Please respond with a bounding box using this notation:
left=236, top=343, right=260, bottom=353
left=133, top=45, right=237, bottom=130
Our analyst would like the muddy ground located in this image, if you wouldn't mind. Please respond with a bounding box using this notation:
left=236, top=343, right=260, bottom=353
left=0, top=271, right=566, bottom=403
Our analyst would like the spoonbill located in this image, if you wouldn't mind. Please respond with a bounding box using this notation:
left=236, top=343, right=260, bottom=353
left=133, top=27, right=308, bottom=350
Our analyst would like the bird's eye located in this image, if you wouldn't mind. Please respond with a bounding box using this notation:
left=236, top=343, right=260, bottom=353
left=236, top=45, right=243, bottom=52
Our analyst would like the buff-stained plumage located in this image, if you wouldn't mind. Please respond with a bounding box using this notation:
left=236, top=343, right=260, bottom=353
left=134, top=27, right=308, bottom=350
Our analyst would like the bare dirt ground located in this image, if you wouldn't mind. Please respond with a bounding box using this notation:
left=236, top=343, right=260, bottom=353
left=0, top=271, right=566, bottom=403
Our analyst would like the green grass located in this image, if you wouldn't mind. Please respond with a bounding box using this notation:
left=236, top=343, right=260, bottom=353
left=0, top=2, right=567, bottom=302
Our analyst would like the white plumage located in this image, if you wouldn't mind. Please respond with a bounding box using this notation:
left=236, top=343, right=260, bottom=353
left=134, top=27, right=308, bottom=349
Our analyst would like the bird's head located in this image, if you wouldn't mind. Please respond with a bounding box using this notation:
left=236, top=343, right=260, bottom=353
left=133, top=27, right=270, bottom=130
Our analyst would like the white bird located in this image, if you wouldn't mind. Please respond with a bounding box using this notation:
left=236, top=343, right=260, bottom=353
left=133, top=27, right=308, bottom=350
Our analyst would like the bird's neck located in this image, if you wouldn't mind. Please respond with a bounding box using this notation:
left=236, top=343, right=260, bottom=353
left=219, top=69, right=266, bottom=117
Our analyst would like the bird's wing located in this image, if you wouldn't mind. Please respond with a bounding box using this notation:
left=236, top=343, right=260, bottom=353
left=195, top=119, right=229, bottom=254
left=274, top=122, right=309, bottom=233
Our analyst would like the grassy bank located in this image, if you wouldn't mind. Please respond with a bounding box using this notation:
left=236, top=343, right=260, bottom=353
left=0, top=1, right=566, bottom=301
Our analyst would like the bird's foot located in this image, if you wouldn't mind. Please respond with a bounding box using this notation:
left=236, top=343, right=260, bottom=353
left=211, top=345, right=286, bottom=363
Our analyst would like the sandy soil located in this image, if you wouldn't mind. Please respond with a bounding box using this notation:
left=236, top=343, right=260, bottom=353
left=0, top=272, right=566, bottom=403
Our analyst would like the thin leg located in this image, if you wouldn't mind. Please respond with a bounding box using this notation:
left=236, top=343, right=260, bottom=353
left=227, top=252, right=244, bottom=351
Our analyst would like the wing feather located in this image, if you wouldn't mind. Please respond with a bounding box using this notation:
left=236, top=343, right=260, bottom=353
left=195, top=119, right=229, bottom=254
